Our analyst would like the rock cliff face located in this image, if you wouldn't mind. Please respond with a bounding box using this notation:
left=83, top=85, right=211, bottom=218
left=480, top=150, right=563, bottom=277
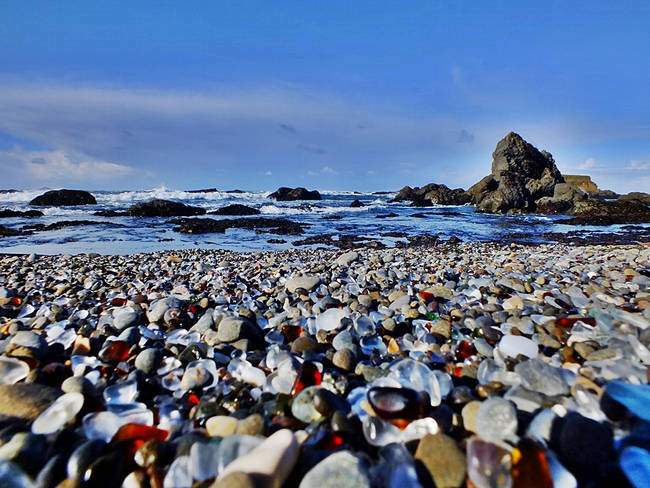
left=467, top=132, right=564, bottom=213
left=563, top=175, right=618, bottom=199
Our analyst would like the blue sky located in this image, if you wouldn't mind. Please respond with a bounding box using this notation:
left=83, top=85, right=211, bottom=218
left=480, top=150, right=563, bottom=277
left=0, top=1, right=648, bottom=192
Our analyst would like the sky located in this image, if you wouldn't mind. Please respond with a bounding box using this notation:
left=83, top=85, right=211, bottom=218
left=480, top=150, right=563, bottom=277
left=0, top=1, right=649, bottom=193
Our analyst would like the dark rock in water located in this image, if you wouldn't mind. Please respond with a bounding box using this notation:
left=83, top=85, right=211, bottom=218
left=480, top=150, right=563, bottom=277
left=210, top=204, right=261, bottom=216
left=22, top=220, right=124, bottom=233
left=468, top=132, right=564, bottom=213
left=171, top=217, right=305, bottom=235
left=0, top=209, right=44, bottom=218
left=0, top=383, right=61, bottom=420
left=30, top=189, right=97, bottom=206
left=391, top=183, right=470, bottom=206
left=127, top=199, right=206, bottom=217
left=226, top=189, right=246, bottom=193
left=376, top=212, right=398, bottom=219
left=94, top=210, right=128, bottom=217
left=350, top=199, right=364, bottom=208
left=560, top=199, right=650, bottom=225
left=322, top=215, right=343, bottom=220
left=268, top=187, right=322, bottom=201
left=292, top=233, right=382, bottom=250
left=187, top=188, right=218, bottom=193
left=0, top=224, right=21, bottom=237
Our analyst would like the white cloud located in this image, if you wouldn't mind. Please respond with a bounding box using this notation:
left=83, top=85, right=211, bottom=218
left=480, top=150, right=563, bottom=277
left=367, top=169, right=376, bottom=175
left=1, top=79, right=649, bottom=192
left=307, top=166, right=338, bottom=177
left=626, top=160, right=650, bottom=170
left=579, top=157, right=596, bottom=170
left=264, top=170, right=272, bottom=176
left=0, top=147, right=136, bottom=186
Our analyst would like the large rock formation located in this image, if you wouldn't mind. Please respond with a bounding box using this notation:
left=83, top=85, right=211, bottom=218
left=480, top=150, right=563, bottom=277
left=30, top=189, right=97, bottom=206
left=391, top=183, right=470, bottom=206
left=467, top=132, right=564, bottom=213
left=467, top=132, right=650, bottom=223
left=268, top=187, right=322, bottom=201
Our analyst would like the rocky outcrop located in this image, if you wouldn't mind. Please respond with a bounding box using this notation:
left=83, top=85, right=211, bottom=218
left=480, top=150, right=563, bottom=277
left=467, top=132, right=564, bottom=213
left=171, top=217, right=304, bottom=235
left=350, top=199, right=364, bottom=208
left=535, top=183, right=588, bottom=214
left=209, top=204, right=260, bottom=216
left=126, top=199, right=206, bottom=217
left=619, top=192, right=650, bottom=206
left=268, top=187, right=322, bottom=201
left=391, top=183, right=470, bottom=206
left=187, top=188, right=218, bottom=193
left=0, top=225, right=21, bottom=237
left=560, top=199, right=650, bottom=225
left=30, top=189, right=97, bottom=206
left=0, top=209, right=44, bottom=218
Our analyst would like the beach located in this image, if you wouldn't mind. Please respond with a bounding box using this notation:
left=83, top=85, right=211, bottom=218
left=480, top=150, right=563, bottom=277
left=0, top=241, right=648, bottom=486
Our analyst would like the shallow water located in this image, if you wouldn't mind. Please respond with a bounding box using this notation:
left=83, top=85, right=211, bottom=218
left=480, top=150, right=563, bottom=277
left=0, top=186, right=646, bottom=254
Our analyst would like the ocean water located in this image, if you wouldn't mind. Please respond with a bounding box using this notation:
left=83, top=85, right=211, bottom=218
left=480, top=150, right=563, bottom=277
left=0, top=186, right=645, bottom=255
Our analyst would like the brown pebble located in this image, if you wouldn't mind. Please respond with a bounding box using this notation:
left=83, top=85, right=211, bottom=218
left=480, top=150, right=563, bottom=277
left=236, top=414, right=265, bottom=436
left=332, top=348, right=356, bottom=371
left=291, top=336, right=318, bottom=354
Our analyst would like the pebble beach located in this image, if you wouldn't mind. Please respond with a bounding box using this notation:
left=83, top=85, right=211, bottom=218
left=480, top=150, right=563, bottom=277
left=0, top=242, right=649, bottom=487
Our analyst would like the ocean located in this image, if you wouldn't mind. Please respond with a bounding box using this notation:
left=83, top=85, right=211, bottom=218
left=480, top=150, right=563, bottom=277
left=0, top=186, right=646, bottom=255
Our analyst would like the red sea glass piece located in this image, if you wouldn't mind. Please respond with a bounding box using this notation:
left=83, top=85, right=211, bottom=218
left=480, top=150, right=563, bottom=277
left=367, top=386, right=424, bottom=421
left=556, top=317, right=596, bottom=328
left=111, top=423, right=169, bottom=444
left=98, top=340, right=131, bottom=363
left=282, top=325, right=304, bottom=342
left=418, top=291, right=435, bottom=303
left=319, top=431, right=344, bottom=450
left=111, top=297, right=128, bottom=307
left=456, top=340, right=475, bottom=360
left=512, top=438, right=554, bottom=488
left=290, top=361, right=321, bottom=396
